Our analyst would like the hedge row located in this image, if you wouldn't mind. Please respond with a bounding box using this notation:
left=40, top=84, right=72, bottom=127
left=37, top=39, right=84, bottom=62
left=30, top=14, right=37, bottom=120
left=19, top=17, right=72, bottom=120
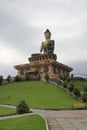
left=55, top=79, right=87, bottom=103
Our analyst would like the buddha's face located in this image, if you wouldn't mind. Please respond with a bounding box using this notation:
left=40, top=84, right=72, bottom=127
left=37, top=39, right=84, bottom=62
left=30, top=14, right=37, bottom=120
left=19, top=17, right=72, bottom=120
left=44, top=32, right=51, bottom=40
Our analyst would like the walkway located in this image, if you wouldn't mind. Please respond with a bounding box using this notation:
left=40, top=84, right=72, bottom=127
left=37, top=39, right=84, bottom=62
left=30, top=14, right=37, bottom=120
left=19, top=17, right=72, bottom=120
left=32, top=109, right=87, bottom=130
left=0, top=105, right=87, bottom=130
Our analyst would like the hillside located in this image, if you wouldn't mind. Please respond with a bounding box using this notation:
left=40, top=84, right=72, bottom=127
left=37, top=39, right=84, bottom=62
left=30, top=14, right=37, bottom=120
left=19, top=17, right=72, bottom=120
left=73, top=80, right=87, bottom=92
left=0, top=81, right=80, bottom=109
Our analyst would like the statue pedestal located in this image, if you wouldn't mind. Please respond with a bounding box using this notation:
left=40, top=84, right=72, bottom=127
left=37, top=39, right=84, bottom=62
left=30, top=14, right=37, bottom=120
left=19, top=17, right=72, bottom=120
left=28, top=53, right=57, bottom=65
left=14, top=52, right=72, bottom=80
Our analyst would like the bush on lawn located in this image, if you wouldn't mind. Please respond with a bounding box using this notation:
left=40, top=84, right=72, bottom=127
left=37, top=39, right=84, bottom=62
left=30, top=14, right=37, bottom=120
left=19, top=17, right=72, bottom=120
left=73, top=88, right=81, bottom=97
left=63, top=81, right=68, bottom=89
left=62, top=75, right=67, bottom=81
left=7, top=75, right=11, bottom=83
left=71, top=74, right=74, bottom=80
left=0, top=75, right=3, bottom=85
left=82, top=92, right=87, bottom=102
left=25, top=73, right=30, bottom=81
left=68, top=83, right=75, bottom=92
left=45, top=73, right=49, bottom=81
left=84, top=86, right=87, bottom=92
left=38, top=74, right=41, bottom=80
left=56, top=79, right=62, bottom=85
left=16, top=100, right=30, bottom=114
left=66, top=76, right=71, bottom=82
left=60, top=75, right=63, bottom=80
left=15, top=76, right=21, bottom=82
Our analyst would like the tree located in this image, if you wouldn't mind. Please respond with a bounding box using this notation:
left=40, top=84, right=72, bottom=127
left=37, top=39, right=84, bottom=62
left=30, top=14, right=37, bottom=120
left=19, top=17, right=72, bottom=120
left=25, top=73, right=30, bottom=81
left=16, top=100, right=30, bottom=114
left=0, top=75, right=3, bottom=85
left=45, top=73, right=49, bottom=81
left=7, top=75, right=11, bottom=83
left=38, top=74, right=41, bottom=80
left=15, top=76, right=21, bottom=82
left=71, top=74, right=74, bottom=80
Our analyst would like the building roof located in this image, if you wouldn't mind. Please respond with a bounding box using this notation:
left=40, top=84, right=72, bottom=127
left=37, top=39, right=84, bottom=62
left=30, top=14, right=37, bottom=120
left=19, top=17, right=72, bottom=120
left=14, top=60, right=73, bottom=72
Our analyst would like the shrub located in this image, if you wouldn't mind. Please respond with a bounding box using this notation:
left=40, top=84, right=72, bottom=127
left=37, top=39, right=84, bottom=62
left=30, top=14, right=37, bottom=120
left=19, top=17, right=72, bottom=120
left=62, top=76, right=67, bottom=81
left=68, top=83, right=74, bottom=92
left=38, top=74, right=41, bottom=80
left=16, top=100, right=30, bottom=114
left=58, top=80, right=63, bottom=86
left=73, top=88, right=81, bottom=97
left=82, top=92, right=87, bottom=102
left=63, top=81, right=68, bottom=89
left=45, top=73, right=49, bottom=81
left=0, top=75, right=3, bottom=85
left=84, top=86, right=87, bottom=92
left=67, top=77, right=71, bottom=82
left=15, top=76, right=21, bottom=82
left=25, top=73, right=30, bottom=81
left=60, top=75, right=63, bottom=80
left=7, top=75, right=11, bottom=83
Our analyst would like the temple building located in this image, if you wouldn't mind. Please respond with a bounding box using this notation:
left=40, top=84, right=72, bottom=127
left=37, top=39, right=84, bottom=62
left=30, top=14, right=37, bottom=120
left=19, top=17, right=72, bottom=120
left=14, top=29, right=73, bottom=80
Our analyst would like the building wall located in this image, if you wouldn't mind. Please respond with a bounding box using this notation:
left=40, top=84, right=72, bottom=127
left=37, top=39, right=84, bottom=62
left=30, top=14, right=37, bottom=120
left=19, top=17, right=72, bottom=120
left=17, top=63, right=71, bottom=80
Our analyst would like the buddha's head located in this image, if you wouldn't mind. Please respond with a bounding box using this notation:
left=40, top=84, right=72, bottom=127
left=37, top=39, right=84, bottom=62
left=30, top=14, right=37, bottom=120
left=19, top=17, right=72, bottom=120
left=44, top=29, right=51, bottom=40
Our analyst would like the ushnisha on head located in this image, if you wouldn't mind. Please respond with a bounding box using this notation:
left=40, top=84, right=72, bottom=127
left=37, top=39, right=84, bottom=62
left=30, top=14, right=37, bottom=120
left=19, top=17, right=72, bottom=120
left=44, top=29, right=51, bottom=40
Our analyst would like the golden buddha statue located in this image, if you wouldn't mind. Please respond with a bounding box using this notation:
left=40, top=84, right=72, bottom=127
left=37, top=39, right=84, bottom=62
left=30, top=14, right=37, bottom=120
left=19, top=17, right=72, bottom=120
left=40, top=29, right=55, bottom=54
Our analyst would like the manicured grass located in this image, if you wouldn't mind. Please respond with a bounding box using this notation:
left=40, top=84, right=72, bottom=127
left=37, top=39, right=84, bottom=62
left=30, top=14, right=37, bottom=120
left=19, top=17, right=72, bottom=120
left=0, top=81, right=80, bottom=109
left=0, top=114, right=46, bottom=130
left=73, top=80, right=87, bottom=92
left=0, top=106, right=16, bottom=116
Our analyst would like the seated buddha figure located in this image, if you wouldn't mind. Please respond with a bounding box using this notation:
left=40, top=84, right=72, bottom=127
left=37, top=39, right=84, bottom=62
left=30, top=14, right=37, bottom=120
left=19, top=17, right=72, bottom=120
left=40, top=29, right=55, bottom=54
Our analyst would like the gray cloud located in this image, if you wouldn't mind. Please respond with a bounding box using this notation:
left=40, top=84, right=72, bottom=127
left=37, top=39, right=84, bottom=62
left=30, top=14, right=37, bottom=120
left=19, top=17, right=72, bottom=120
left=0, top=0, right=87, bottom=77
left=69, top=60, right=87, bottom=75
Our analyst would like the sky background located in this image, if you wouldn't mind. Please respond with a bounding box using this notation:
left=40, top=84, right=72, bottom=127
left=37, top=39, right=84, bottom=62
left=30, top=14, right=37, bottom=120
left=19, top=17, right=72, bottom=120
left=0, top=0, right=87, bottom=78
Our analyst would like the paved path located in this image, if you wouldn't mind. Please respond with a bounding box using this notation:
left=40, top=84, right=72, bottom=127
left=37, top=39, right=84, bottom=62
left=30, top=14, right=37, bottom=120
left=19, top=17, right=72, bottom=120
left=31, top=109, right=87, bottom=130
left=0, top=105, right=87, bottom=130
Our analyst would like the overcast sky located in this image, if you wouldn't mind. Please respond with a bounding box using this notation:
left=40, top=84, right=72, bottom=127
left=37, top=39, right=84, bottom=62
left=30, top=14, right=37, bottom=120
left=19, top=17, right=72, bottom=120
left=0, top=0, right=87, bottom=78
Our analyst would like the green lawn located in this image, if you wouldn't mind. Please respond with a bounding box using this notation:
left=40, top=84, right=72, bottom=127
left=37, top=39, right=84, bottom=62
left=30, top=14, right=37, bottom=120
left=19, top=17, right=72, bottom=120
left=73, top=80, right=87, bottom=92
left=0, top=106, right=16, bottom=116
left=0, top=81, right=80, bottom=109
left=0, top=115, right=46, bottom=130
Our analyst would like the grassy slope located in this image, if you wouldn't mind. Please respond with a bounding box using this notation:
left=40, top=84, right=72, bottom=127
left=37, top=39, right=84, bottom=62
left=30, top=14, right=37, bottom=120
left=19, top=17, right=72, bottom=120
left=0, top=106, right=16, bottom=116
left=0, top=115, right=46, bottom=130
left=0, top=81, right=80, bottom=109
left=73, top=80, right=87, bottom=92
